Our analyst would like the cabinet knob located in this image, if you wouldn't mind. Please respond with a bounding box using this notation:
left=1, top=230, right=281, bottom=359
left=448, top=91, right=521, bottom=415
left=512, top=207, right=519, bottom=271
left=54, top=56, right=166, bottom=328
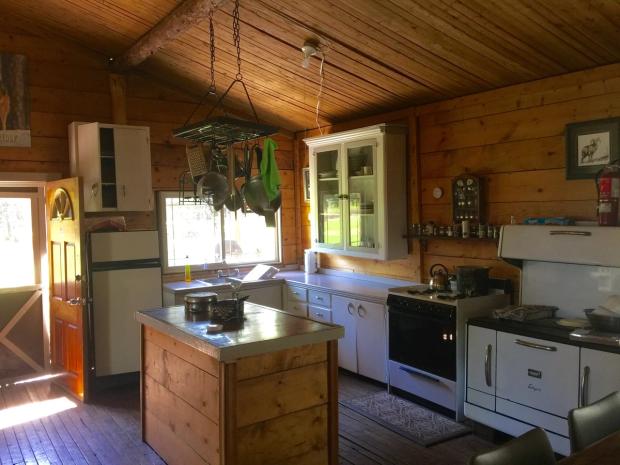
left=91, top=183, right=99, bottom=197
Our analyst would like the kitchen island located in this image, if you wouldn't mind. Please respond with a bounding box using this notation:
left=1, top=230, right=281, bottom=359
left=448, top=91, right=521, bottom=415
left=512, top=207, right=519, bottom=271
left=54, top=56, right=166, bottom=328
left=136, top=303, right=344, bottom=465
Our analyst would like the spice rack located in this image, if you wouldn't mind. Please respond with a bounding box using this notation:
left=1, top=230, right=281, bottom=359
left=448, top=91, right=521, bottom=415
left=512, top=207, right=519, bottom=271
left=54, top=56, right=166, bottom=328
left=402, top=233, right=499, bottom=252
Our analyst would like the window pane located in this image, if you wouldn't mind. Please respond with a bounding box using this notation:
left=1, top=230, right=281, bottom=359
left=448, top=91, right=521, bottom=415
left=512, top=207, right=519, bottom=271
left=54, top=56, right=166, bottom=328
left=0, top=198, right=35, bottom=287
left=223, top=210, right=279, bottom=264
left=164, top=197, right=222, bottom=267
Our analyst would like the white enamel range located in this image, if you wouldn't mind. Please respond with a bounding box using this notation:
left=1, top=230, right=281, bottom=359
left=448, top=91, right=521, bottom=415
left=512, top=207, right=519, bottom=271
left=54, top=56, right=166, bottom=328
left=387, top=284, right=508, bottom=420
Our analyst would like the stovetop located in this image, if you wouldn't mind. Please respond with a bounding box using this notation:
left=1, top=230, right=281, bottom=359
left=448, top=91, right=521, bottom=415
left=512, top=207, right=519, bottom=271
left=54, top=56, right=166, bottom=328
left=388, top=285, right=501, bottom=306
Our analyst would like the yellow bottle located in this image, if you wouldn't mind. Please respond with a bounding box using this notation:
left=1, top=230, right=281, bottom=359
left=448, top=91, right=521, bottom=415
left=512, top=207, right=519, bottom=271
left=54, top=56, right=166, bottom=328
left=184, top=255, right=192, bottom=283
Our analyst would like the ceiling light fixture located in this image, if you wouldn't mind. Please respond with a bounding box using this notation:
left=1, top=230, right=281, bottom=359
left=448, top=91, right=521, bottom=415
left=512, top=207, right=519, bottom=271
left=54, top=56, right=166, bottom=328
left=301, top=39, right=320, bottom=69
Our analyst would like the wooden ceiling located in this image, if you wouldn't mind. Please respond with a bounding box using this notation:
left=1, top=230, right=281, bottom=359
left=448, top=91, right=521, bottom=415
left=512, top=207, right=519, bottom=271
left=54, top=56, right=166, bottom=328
left=3, top=0, right=620, bottom=132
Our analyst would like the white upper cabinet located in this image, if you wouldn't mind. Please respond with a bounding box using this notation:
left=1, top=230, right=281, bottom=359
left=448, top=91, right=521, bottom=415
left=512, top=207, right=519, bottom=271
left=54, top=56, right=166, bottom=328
left=70, top=122, right=153, bottom=212
left=304, top=124, right=408, bottom=260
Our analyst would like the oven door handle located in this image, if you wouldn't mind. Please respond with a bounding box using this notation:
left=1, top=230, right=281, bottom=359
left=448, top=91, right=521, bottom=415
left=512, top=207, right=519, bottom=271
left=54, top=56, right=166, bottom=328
left=398, top=365, right=441, bottom=383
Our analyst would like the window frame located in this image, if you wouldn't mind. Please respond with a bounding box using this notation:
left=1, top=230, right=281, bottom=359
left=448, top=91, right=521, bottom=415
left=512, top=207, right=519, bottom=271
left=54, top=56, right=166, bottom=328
left=157, top=191, right=282, bottom=274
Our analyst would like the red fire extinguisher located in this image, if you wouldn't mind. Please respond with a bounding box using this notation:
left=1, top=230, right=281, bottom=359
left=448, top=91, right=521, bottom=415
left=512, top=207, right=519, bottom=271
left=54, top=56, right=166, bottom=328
left=596, top=160, right=620, bottom=226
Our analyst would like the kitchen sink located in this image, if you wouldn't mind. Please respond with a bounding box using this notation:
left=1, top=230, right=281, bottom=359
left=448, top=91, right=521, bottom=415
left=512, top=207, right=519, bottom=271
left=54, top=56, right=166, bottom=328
left=197, top=277, right=234, bottom=286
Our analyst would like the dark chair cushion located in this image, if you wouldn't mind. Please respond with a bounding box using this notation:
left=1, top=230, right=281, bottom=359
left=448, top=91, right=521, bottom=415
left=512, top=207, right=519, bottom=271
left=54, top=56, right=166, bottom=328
left=568, top=390, right=620, bottom=453
left=468, top=427, right=556, bottom=465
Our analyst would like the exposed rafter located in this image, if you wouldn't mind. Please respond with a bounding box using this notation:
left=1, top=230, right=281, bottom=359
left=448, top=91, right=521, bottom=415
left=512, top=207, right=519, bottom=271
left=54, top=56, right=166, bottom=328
left=111, top=0, right=227, bottom=72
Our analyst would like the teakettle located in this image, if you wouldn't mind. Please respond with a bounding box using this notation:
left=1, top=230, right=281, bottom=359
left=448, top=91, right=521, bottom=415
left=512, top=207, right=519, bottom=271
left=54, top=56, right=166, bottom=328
left=429, top=264, right=449, bottom=291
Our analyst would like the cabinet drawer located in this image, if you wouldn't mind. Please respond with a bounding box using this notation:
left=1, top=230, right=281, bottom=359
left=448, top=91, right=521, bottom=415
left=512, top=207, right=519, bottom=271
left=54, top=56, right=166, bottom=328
left=286, top=285, right=307, bottom=303
left=285, top=302, right=308, bottom=317
left=496, top=332, right=579, bottom=418
left=308, top=305, right=331, bottom=323
left=308, top=289, right=331, bottom=307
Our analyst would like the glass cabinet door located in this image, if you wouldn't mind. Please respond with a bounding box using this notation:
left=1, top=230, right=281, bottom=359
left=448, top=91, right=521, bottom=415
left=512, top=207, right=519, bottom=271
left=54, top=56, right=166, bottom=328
left=314, top=147, right=342, bottom=248
left=345, top=140, right=377, bottom=251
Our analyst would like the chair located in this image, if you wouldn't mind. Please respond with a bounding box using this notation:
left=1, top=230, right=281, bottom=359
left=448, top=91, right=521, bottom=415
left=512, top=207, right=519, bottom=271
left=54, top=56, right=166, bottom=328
left=468, top=427, right=556, bottom=465
left=568, top=390, right=620, bottom=453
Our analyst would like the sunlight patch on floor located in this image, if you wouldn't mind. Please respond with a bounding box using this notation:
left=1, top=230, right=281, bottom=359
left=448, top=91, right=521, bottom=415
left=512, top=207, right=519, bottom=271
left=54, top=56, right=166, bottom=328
left=0, top=396, right=77, bottom=430
left=12, top=373, right=64, bottom=385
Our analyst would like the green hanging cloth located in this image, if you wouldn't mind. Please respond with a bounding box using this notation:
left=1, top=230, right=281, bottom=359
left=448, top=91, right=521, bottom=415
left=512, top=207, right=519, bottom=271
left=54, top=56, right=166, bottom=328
left=260, top=137, right=281, bottom=201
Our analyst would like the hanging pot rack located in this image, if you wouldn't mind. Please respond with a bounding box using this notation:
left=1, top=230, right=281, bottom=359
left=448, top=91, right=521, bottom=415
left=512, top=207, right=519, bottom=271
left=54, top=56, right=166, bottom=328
left=173, top=0, right=278, bottom=146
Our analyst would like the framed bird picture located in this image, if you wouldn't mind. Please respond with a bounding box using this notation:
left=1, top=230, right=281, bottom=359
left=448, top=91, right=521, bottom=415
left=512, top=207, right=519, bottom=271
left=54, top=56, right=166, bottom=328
left=0, top=53, right=31, bottom=147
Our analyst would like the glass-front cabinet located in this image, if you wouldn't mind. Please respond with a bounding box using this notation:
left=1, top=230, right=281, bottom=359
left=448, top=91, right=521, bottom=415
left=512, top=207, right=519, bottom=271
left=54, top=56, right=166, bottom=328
left=305, top=124, right=407, bottom=260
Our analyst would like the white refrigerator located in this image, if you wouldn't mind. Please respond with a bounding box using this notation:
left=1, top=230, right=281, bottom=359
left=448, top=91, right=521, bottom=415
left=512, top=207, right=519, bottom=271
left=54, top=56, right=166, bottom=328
left=89, top=230, right=162, bottom=377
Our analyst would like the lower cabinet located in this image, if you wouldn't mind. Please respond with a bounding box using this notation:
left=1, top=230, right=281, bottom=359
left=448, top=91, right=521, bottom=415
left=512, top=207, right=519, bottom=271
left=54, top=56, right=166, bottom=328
left=332, top=295, right=387, bottom=382
left=580, top=348, right=620, bottom=406
left=465, top=324, right=620, bottom=456
left=466, top=326, right=496, bottom=410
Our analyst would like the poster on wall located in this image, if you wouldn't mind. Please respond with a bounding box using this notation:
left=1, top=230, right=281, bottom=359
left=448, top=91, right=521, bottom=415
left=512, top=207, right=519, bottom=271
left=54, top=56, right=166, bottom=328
left=0, top=53, right=30, bottom=147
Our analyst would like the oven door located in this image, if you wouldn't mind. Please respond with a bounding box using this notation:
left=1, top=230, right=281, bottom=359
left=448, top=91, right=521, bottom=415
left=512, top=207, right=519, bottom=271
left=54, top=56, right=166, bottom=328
left=389, top=307, right=456, bottom=381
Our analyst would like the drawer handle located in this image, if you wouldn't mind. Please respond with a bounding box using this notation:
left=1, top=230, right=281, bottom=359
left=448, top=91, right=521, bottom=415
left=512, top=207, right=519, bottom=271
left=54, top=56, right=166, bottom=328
left=315, top=296, right=324, bottom=301
left=484, top=344, right=492, bottom=387
left=549, top=230, right=591, bottom=237
left=315, top=312, right=323, bottom=317
left=514, top=339, right=557, bottom=352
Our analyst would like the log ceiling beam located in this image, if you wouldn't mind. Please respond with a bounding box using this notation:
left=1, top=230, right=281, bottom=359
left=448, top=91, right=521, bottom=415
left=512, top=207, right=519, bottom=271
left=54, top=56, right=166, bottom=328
left=111, top=0, right=227, bottom=72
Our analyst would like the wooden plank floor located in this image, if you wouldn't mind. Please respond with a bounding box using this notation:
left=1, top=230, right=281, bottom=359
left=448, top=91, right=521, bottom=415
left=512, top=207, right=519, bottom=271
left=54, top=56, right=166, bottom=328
left=0, top=372, right=494, bottom=465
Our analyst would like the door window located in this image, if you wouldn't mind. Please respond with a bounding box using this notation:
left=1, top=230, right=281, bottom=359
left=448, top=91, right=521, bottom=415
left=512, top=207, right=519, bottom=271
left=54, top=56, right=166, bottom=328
left=0, top=192, right=40, bottom=288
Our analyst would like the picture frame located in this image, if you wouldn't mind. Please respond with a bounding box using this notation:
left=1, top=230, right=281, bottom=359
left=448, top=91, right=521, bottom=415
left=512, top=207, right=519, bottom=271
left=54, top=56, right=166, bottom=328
left=303, top=167, right=311, bottom=202
left=565, top=117, right=620, bottom=180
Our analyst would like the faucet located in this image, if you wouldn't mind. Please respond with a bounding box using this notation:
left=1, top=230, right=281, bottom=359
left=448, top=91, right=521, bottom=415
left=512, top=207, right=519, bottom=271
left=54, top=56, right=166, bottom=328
left=217, top=268, right=240, bottom=278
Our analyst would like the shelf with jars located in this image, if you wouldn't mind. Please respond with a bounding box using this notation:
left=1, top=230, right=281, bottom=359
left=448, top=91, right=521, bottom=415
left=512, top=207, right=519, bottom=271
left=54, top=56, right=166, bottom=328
left=404, top=222, right=500, bottom=251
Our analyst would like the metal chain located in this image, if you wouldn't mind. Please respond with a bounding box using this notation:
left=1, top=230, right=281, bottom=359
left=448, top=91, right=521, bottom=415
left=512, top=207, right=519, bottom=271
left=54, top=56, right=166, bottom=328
left=232, top=0, right=242, bottom=80
left=208, top=7, right=216, bottom=95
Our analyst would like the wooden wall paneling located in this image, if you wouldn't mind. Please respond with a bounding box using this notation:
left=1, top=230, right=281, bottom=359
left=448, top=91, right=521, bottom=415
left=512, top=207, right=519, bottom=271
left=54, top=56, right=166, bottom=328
left=144, top=327, right=219, bottom=377
left=221, top=362, right=237, bottom=465
left=143, top=340, right=220, bottom=422
left=235, top=343, right=327, bottom=380
left=144, top=375, right=220, bottom=465
left=236, top=404, right=328, bottom=465
left=236, top=362, right=328, bottom=427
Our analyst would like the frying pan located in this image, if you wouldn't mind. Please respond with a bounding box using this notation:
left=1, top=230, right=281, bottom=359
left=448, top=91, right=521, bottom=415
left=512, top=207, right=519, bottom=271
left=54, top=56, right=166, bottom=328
left=197, top=171, right=229, bottom=210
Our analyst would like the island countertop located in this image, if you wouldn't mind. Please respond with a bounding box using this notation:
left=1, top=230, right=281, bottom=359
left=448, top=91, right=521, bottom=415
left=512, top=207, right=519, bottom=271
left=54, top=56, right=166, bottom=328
left=136, top=303, right=344, bottom=362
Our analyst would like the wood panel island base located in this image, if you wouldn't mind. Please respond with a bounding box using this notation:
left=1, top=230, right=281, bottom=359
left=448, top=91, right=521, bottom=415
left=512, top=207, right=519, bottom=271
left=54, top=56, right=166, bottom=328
left=136, top=304, right=344, bottom=465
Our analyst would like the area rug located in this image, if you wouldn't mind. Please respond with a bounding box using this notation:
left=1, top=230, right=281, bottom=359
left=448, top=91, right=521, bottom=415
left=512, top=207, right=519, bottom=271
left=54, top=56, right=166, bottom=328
left=340, top=391, right=471, bottom=447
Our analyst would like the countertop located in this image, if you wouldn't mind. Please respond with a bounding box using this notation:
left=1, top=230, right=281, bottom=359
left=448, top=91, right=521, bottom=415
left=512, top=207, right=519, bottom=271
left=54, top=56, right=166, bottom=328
left=163, top=271, right=416, bottom=304
left=136, top=303, right=344, bottom=362
left=277, top=271, right=414, bottom=303
left=469, top=317, right=620, bottom=354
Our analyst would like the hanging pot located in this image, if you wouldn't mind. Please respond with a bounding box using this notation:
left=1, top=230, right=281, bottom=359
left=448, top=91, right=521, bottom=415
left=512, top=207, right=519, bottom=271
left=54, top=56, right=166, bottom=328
left=197, top=171, right=229, bottom=210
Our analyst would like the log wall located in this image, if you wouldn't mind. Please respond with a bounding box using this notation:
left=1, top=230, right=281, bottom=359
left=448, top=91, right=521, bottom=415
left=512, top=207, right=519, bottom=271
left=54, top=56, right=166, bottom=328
left=297, top=63, right=620, bottom=287
left=0, top=19, right=298, bottom=272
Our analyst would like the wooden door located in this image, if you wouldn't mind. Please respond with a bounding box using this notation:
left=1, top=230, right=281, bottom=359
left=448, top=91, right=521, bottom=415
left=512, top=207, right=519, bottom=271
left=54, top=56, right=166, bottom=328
left=46, top=177, right=87, bottom=400
left=355, top=299, right=387, bottom=382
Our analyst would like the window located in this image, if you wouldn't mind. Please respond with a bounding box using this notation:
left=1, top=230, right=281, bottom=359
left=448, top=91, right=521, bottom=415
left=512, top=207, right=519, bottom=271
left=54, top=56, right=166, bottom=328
left=159, top=192, right=280, bottom=272
left=0, top=192, right=41, bottom=288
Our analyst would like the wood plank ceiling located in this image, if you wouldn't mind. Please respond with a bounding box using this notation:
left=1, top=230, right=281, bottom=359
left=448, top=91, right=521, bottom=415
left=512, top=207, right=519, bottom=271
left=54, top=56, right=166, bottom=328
left=2, top=0, right=620, bottom=132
